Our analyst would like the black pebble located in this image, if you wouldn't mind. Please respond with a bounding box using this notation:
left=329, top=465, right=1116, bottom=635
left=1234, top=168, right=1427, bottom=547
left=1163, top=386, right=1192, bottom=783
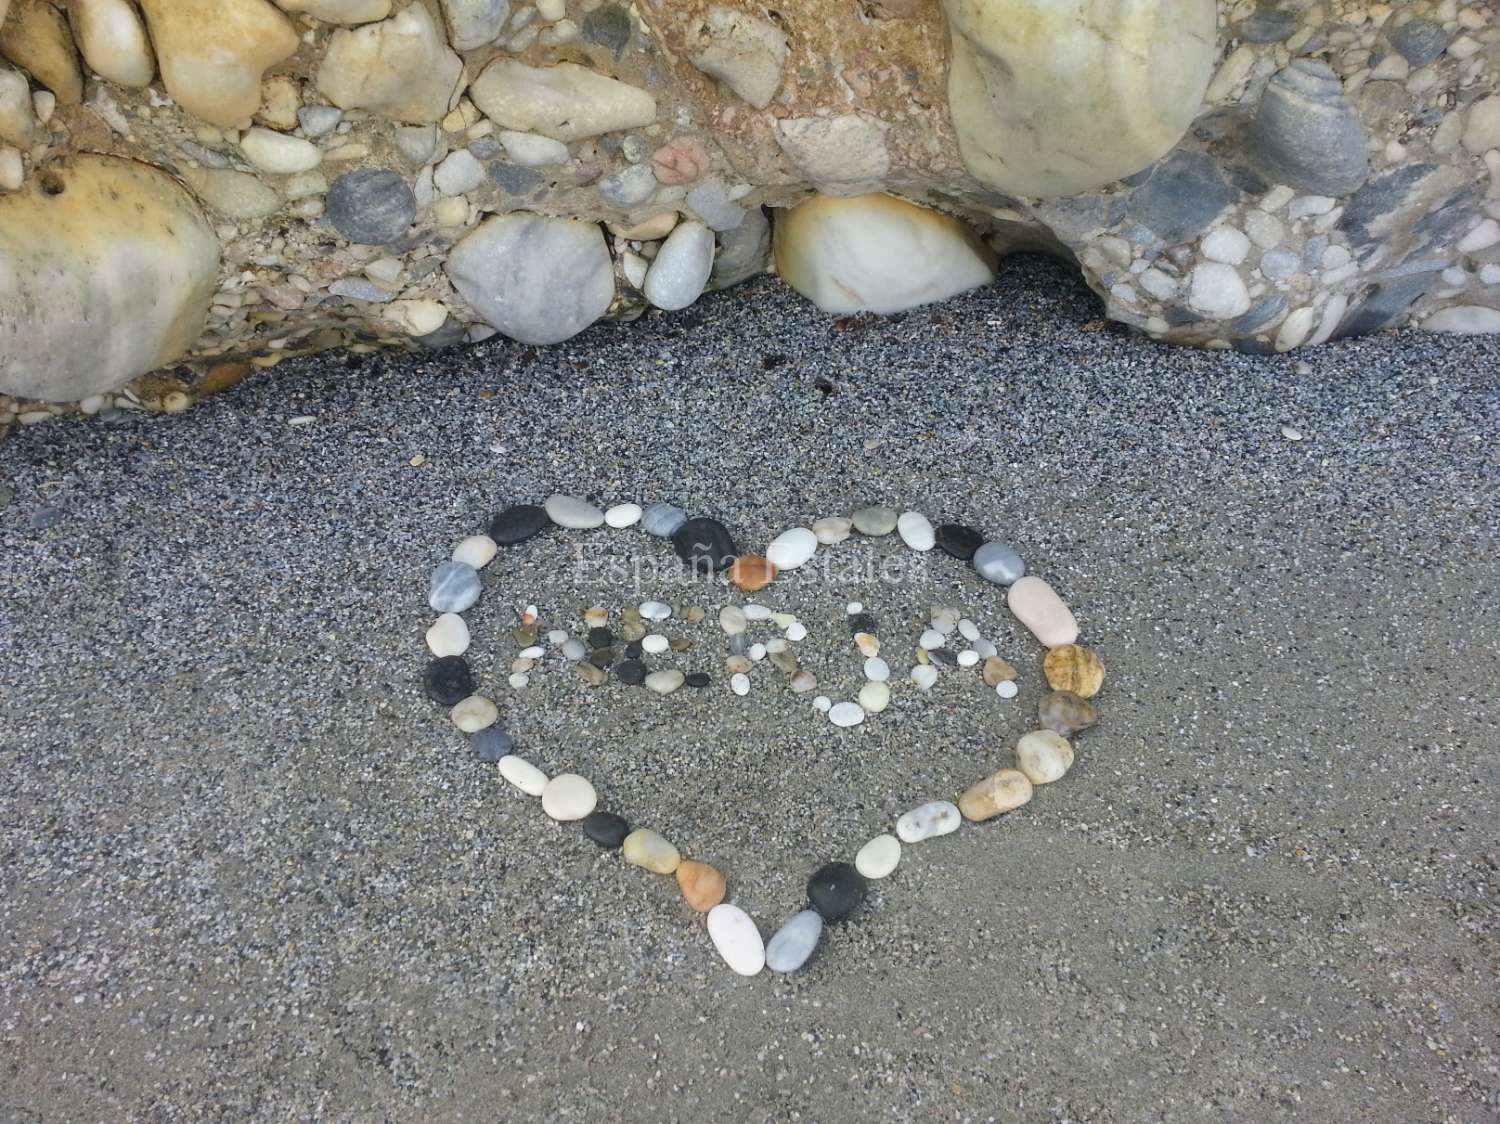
left=624, top=640, right=644, bottom=659
left=582, top=811, right=630, bottom=848
left=588, top=627, right=614, bottom=648
left=848, top=612, right=877, bottom=635
left=616, top=659, right=647, bottom=685
left=471, top=728, right=515, bottom=763
left=935, top=523, right=985, bottom=561
left=807, top=861, right=868, bottom=923
left=423, top=656, right=473, bottom=704
left=489, top=503, right=548, bottom=545
left=929, top=648, right=959, bottom=666
left=671, top=516, right=738, bottom=573
left=589, top=646, right=616, bottom=668
left=684, top=672, right=710, bottom=688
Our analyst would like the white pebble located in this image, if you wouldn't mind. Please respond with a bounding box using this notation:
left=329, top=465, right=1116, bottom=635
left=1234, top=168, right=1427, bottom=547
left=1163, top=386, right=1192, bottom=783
left=918, top=629, right=945, bottom=650
left=896, top=800, right=961, bottom=843
left=426, top=613, right=470, bottom=657
left=957, top=650, right=979, bottom=668
left=996, top=679, right=1018, bottom=699
left=540, top=773, right=597, bottom=821
left=846, top=602, right=863, bottom=614
left=764, top=637, right=788, bottom=655
left=765, top=527, right=818, bottom=570
left=642, top=634, right=670, bottom=654
left=910, top=664, right=939, bottom=690
left=812, top=695, right=832, bottom=712
left=785, top=621, right=808, bottom=642
left=858, top=680, right=890, bottom=713
left=451, top=694, right=498, bottom=732
left=863, top=656, right=890, bottom=682
left=743, top=604, right=772, bottom=620
left=498, top=755, right=547, bottom=795
left=749, top=643, right=767, bottom=661
left=639, top=600, right=672, bottom=620
left=973, top=637, right=997, bottom=658
left=604, top=502, right=642, bottom=528
left=897, top=511, right=936, bottom=551
left=730, top=672, right=751, bottom=696
left=1016, top=730, right=1075, bottom=785
left=719, top=605, right=748, bottom=635
left=518, top=645, right=544, bottom=659
left=547, top=629, right=568, bottom=645
left=508, top=672, right=530, bottom=689
left=452, top=534, right=497, bottom=569
left=828, top=701, right=865, bottom=727
left=855, top=834, right=901, bottom=879
left=958, top=618, right=980, bottom=641
left=707, top=903, right=765, bottom=977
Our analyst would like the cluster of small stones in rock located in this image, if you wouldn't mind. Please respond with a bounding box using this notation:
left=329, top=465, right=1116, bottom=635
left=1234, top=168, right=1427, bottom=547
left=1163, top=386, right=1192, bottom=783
left=421, top=494, right=1106, bottom=976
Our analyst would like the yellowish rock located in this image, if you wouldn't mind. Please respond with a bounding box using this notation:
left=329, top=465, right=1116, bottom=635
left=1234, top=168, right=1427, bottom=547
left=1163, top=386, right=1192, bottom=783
left=138, top=0, right=298, bottom=127
left=623, top=828, right=681, bottom=874
left=1015, top=729, right=1074, bottom=784
left=959, top=768, right=1033, bottom=821
left=674, top=859, right=726, bottom=912
left=854, top=632, right=879, bottom=658
left=316, top=2, right=464, bottom=124
left=0, top=64, right=34, bottom=146
left=1, top=0, right=83, bottom=104
left=469, top=59, right=656, bottom=142
left=1043, top=643, right=1104, bottom=698
left=981, top=655, right=1018, bottom=687
left=256, top=74, right=301, bottom=130
left=275, top=0, right=393, bottom=23
left=67, top=0, right=154, bottom=88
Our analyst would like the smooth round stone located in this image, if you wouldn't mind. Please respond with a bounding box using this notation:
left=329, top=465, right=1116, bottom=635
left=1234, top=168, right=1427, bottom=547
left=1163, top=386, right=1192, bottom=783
left=508, top=672, right=531, bottom=689
left=719, top=605, right=748, bottom=635
left=541, top=773, right=598, bottom=821
left=639, top=600, right=672, bottom=621
left=472, top=727, right=515, bottom=763
left=851, top=505, right=898, bottom=536
left=785, top=621, right=808, bottom=642
left=547, top=629, right=569, bottom=646
left=935, top=523, right=984, bottom=560
left=807, top=861, right=867, bottom=922
left=959, top=768, right=1034, bottom=821
left=519, top=645, right=545, bottom=659
left=451, top=694, right=498, bottom=732
left=910, top=664, right=939, bottom=690
left=730, top=672, right=751, bottom=695
left=958, top=618, right=981, bottom=641
left=812, top=516, right=852, bottom=545
left=498, top=754, right=548, bottom=795
left=326, top=168, right=416, bottom=245
left=561, top=638, right=587, bottom=661
left=1039, top=690, right=1097, bottom=736
left=765, top=637, right=789, bottom=655
left=707, top=903, right=765, bottom=976
left=582, top=810, right=630, bottom=848
left=766, top=527, right=818, bottom=570
left=426, top=613, right=470, bottom=657
left=728, top=555, right=777, bottom=592
left=897, top=511, right=936, bottom=552
left=749, top=643, right=767, bottom=661
left=812, top=695, right=832, bottom=712
left=671, top=517, right=737, bottom=572
left=828, top=701, right=865, bottom=727
left=604, top=502, right=642, bottom=528
left=640, top=502, right=688, bottom=538
left=863, top=656, right=890, bottom=682
left=452, top=534, right=498, bottom=569
left=1043, top=644, right=1105, bottom=698
left=544, top=493, right=605, bottom=529
left=957, top=650, right=980, bottom=668
left=996, top=679, right=1019, bottom=699
left=424, top=656, right=474, bottom=704
left=930, top=606, right=960, bottom=634
left=858, top=680, right=891, bottom=714
left=622, top=828, right=680, bottom=873
left=675, top=859, right=727, bottom=912
left=429, top=560, right=480, bottom=613
left=896, top=800, right=961, bottom=843
left=645, top=669, right=685, bottom=695
left=983, top=655, right=1018, bottom=686
left=641, top=634, right=670, bottom=654
left=789, top=669, right=818, bottom=693
left=855, top=833, right=901, bottom=879
left=684, top=672, right=710, bottom=688
left=973, top=541, right=1025, bottom=585
left=765, top=909, right=823, bottom=973
left=725, top=654, right=751, bottom=674
left=490, top=503, right=548, bottom=545
left=616, top=658, right=648, bottom=685
left=1016, top=729, right=1075, bottom=784
left=575, top=662, right=608, bottom=686
left=742, top=604, right=772, bottom=620
left=1008, top=576, right=1079, bottom=648
left=918, top=629, right=944, bottom=650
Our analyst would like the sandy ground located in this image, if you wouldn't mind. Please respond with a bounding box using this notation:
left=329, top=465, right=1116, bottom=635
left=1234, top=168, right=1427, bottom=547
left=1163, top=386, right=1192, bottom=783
left=1, top=259, right=1497, bottom=1124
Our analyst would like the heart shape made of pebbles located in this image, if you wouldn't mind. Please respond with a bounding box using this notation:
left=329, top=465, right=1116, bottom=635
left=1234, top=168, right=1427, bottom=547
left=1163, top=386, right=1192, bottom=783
left=421, top=496, right=1106, bottom=977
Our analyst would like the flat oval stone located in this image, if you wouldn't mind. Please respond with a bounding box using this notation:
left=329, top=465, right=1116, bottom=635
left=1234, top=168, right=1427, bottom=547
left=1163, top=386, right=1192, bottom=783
left=919, top=628, right=944, bottom=650
left=935, top=523, right=984, bottom=560
left=812, top=516, right=851, bottom=544
left=544, top=493, right=605, bottom=529
left=451, top=694, right=497, bottom=732
left=685, top=671, right=711, bottom=688
left=641, top=635, right=669, bottom=655
left=730, top=672, right=750, bottom=695
left=424, top=656, right=474, bottom=704
left=959, top=768, right=1034, bottom=821
left=765, top=908, right=823, bottom=973
left=828, top=701, right=865, bottom=727
left=855, top=833, right=901, bottom=879
left=1016, top=729, right=1075, bottom=784
left=616, top=658, right=647, bottom=685
left=851, top=505, right=898, bottom=535
left=327, top=168, right=415, bottom=245
left=428, top=560, right=480, bottom=613
left=728, top=555, right=777, bottom=592
left=671, top=516, right=737, bottom=572
left=863, top=656, right=890, bottom=682
left=790, top=669, right=818, bottom=693
left=638, top=600, right=672, bottom=621
left=541, top=773, right=597, bottom=821
left=645, top=669, right=685, bottom=695
left=582, top=810, right=630, bottom=847
left=896, top=800, right=961, bottom=843
left=561, top=638, right=587, bottom=660
left=742, top=604, right=772, bottom=621
left=498, top=753, right=548, bottom=795
left=897, top=511, right=936, bottom=551
left=707, top=903, right=765, bottom=976
left=719, top=605, right=748, bottom=635
left=1043, top=644, right=1105, bottom=698
left=858, top=680, right=890, bottom=713
left=855, top=632, right=880, bottom=658
left=973, top=541, right=1025, bottom=585
left=452, top=534, right=498, bottom=569
left=1007, top=576, right=1079, bottom=647
left=640, top=502, right=688, bottom=537
left=766, top=527, right=817, bottom=570
left=1038, top=690, right=1097, bottom=736
left=807, top=861, right=868, bottom=922
left=587, top=627, right=614, bottom=648
left=996, top=679, right=1019, bottom=699
left=910, top=664, right=939, bottom=690
left=675, top=859, right=727, bottom=912
left=575, top=661, right=608, bottom=686
left=472, top=727, right=515, bottom=762
left=426, top=613, right=470, bottom=657
left=489, top=503, right=549, bottom=545
left=957, top=650, right=979, bottom=667
left=622, top=827, right=681, bottom=873
left=604, top=502, right=642, bottom=528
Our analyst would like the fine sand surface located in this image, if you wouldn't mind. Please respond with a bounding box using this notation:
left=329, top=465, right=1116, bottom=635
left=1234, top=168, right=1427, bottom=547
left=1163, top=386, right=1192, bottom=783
left=2, top=259, right=1497, bottom=1123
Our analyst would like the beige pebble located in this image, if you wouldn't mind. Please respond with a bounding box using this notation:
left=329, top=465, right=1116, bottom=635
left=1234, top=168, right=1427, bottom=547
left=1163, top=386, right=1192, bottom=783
left=583, top=606, right=609, bottom=627
left=858, top=680, right=890, bottom=713
left=958, top=768, right=1033, bottom=821
left=1015, top=729, right=1074, bottom=784
left=982, top=655, right=1019, bottom=687
left=813, top=516, right=852, bottom=544
left=1043, top=644, right=1105, bottom=697
left=854, top=632, right=880, bottom=657
left=450, top=694, right=498, bottom=732
left=675, top=860, right=726, bottom=911
left=575, top=662, right=608, bottom=686
left=623, top=828, right=681, bottom=874
left=1007, top=576, right=1079, bottom=647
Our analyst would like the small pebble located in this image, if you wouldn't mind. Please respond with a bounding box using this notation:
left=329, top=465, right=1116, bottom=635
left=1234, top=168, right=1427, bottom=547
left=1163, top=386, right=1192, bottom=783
left=707, top=904, right=765, bottom=976
left=671, top=516, right=738, bottom=572
left=935, top=523, right=984, bottom=560
left=575, top=662, right=607, bottom=686
left=918, top=629, right=944, bottom=650
left=639, top=600, right=672, bottom=620
left=513, top=624, right=539, bottom=647
left=930, top=649, right=959, bottom=667
left=769, top=648, right=798, bottom=675
left=518, top=645, right=545, bottom=659
left=452, top=534, right=497, bottom=569
left=541, top=773, right=597, bottom=821
left=1008, top=576, right=1079, bottom=647
left=858, top=680, right=890, bottom=713
left=685, top=606, right=706, bottom=624
left=854, top=834, right=901, bottom=879
left=730, top=672, right=751, bottom=695
left=561, top=638, right=587, bottom=660
left=982, top=656, right=1018, bottom=686
left=973, top=638, right=998, bottom=658
left=743, top=604, right=772, bottom=620
left=645, top=669, right=686, bottom=695
left=848, top=612, right=877, bottom=634
left=785, top=621, right=808, bottom=642
left=428, top=560, right=480, bottom=612
left=1038, top=690, right=1097, bottom=736
left=996, top=680, right=1019, bottom=699
left=426, top=613, right=470, bottom=657
left=812, top=695, right=832, bottom=712
left=508, top=672, right=530, bottom=689
left=765, top=909, right=822, bottom=973
left=675, top=860, right=727, bottom=912
left=719, top=605, right=748, bottom=635
left=958, top=768, right=1033, bottom=821
left=640, top=502, right=688, bottom=538
left=766, top=527, right=818, bottom=570
left=854, top=633, right=880, bottom=658
left=424, top=656, right=473, bottom=704
left=897, top=511, right=935, bottom=551
left=725, top=654, right=751, bottom=673
left=616, top=659, right=648, bottom=685
left=956, top=650, right=979, bottom=667
left=807, top=861, right=868, bottom=922
left=812, top=517, right=852, bottom=545
left=828, top=701, right=865, bottom=727
left=1043, top=644, right=1105, bottom=698
left=972, top=541, right=1025, bottom=585
left=472, top=727, right=515, bottom=762
left=863, top=656, right=890, bottom=682
left=765, top=637, right=789, bottom=655
left=790, top=669, right=818, bottom=693
left=749, top=643, right=767, bottom=661
left=642, top=634, right=670, bottom=654
left=851, top=505, right=898, bottom=536
left=489, top=504, right=548, bottom=545
left=544, top=493, right=605, bottom=529
left=604, top=502, right=642, bottom=528
left=582, top=810, right=629, bottom=848
left=958, top=618, right=981, bottom=641
left=1016, top=729, right=1075, bottom=784
left=896, top=800, right=961, bottom=843
left=584, top=607, right=609, bottom=627
left=910, top=664, right=939, bottom=690
left=846, top=602, right=863, bottom=614
left=728, top=555, right=777, bottom=592
left=498, top=754, right=547, bottom=795
left=684, top=672, right=711, bottom=688
left=930, top=606, right=960, bottom=634
left=623, top=828, right=680, bottom=873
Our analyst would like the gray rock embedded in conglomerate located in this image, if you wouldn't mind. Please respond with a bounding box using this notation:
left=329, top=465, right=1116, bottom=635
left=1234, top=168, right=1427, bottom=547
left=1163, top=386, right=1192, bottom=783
left=0, top=0, right=1496, bottom=411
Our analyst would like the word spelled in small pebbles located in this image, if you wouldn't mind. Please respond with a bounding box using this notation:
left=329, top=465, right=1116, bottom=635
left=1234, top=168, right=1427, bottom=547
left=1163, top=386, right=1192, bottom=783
left=1016, top=729, right=1075, bottom=784
left=973, top=541, right=1025, bottom=585
left=855, top=834, right=901, bottom=879
left=807, top=861, right=868, bottom=922
left=765, top=909, right=823, bottom=973
left=896, top=800, right=961, bottom=843
left=645, top=669, right=685, bottom=695
left=498, top=754, right=548, bottom=795
left=897, top=511, right=936, bottom=551
left=858, top=680, right=890, bottom=713
left=544, top=493, right=605, bottom=529
left=676, top=860, right=727, bottom=912
left=828, top=701, right=865, bottom=727
left=1043, top=644, right=1105, bottom=698
left=424, top=656, right=474, bottom=704
left=640, top=502, right=688, bottom=537
left=472, top=727, right=515, bottom=762
left=452, top=534, right=497, bottom=569
left=604, top=502, right=642, bottom=528
left=429, top=560, right=481, bottom=613
left=426, top=613, right=471, bottom=657
left=623, top=828, right=681, bottom=873
left=959, top=768, right=1033, bottom=821
left=1039, top=690, right=1097, bottom=736
left=639, top=600, right=672, bottom=621
left=1008, top=576, right=1080, bottom=648
left=671, top=517, right=737, bottom=572
left=766, top=527, right=818, bottom=570
left=489, top=503, right=549, bottom=545
left=541, top=773, right=597, bottom=821
left=707, top=904, right=765, bottom=976
left=851, top=505, right=898, bottom=536
left=728, top=555, right=777, bottom=592
left=582, top=810, right=630, bottom=848
left=813, top=516, right=851, bottom=544
left=935, top=523, right=984, bottom=560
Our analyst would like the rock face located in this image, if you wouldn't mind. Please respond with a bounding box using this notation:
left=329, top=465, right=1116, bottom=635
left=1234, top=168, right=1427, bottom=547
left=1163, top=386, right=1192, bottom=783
left=0, top=0, right=1495, bottom=409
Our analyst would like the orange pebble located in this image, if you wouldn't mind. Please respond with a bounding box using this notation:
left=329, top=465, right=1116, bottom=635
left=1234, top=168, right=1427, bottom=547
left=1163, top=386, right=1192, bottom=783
left=675, top=860, right=727, bottom=912
left=728, top=555, right=778, bottom=592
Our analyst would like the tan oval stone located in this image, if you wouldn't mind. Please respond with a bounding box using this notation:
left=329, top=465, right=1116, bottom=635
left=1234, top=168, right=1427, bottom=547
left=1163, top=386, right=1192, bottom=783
left=1043, top=643, right=1105, bottom=698
left=68, top=0, right=155, bottom=88
left=981, top=655, right=1018, bottom=687
left=1007, top=576, right=1079, bottom=648
left=959, top=768, right=1033, bottom=821
left=1015, top=729, right=1074, bottom=784
left=623, top=828, right=680, bottom=874
left=1, top=0, right=82, bottom=103
left=674, top=859, right=726, bottom=912
left=138, top=0, right=298, bottom=127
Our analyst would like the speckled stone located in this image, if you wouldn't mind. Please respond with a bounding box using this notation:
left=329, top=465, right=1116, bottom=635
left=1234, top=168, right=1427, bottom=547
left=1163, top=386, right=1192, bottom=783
left=489, top=504, right=549, bottom=545
left=973, top=541, right=1025, bottom=585
left=423, top=656, right=474, bottom=704
left=326, top=169, right=416, bottom=245
left=812, top=516, right=851, bottom=544
left=1043, top=644, right=1105, bottom=698
left=765, top=909, right=822, bottom=973
left=472, top=727, right=515, bottom=762
left=896, top=800, right=961, bottom=843
left=582, top=810, right=630, bottom=847
left=807, top=861, right=867, bottom=922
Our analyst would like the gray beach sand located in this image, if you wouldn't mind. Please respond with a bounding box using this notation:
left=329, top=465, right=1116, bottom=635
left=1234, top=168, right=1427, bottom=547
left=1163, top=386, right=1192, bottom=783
left=2, top=258, right=1497, bottom=1122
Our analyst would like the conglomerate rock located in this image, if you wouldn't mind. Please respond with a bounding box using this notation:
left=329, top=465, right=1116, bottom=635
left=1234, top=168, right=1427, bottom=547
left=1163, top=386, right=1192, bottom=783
left=0, top=0, right=1496, bottom=412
